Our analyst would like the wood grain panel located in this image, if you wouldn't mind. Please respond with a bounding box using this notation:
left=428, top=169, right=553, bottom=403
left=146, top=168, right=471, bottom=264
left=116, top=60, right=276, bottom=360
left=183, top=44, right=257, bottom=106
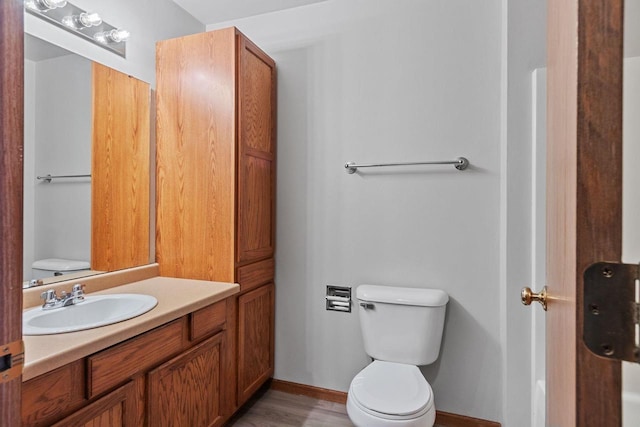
left=91, top=62, right=150, bottom=272
left=51, top=382, right=136, bottom=427
left=147, top=333, right=225, bottom=427
left=239, top=41, right=274, bottom=154
left=237, top=258, right=274, bottom=293
left=222, top=295, right=239, bottom=418
left=190, top=300, right=227, bottom=342
left=546, top=0, right=579, bottom=424
left=0, top=0, right=24, bottom=424
left=155, top=29, right=236, bottom=282
left=237, top=283, right=275, bottom=404
left=87, top=318, right=185, bottom=398
left=22, top=360, right=86, bottom=427
left=238, top=156, right=273, bottom=261
left=575, top=0, right=623, bottom=424
left=237, top=36, right=276, bottom=265
left=547, top=0, right=623, bottom=424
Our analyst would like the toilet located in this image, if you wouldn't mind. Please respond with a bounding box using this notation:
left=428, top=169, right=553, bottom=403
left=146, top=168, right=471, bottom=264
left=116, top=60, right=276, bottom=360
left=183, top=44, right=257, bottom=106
left=347, top=284, right=449, bottom=427
left=31, top=258, right=91, bottom=280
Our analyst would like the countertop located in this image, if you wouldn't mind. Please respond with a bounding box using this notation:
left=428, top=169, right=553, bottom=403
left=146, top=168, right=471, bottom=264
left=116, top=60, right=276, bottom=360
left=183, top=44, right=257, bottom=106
left=23, top=276, right=239, bottom=381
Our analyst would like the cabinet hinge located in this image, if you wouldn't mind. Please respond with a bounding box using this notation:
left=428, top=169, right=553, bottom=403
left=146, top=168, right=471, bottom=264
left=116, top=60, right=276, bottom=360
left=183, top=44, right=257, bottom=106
left=584, top=262, right=640, bottom=363
left=0, top=339, right=24, bottom=383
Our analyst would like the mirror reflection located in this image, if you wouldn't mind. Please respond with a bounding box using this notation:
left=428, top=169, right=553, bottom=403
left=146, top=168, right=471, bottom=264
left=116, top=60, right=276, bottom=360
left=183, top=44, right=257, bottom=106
left=23, top=34, right=97, bottom=286
left=23, top=34, right=152, bottom=287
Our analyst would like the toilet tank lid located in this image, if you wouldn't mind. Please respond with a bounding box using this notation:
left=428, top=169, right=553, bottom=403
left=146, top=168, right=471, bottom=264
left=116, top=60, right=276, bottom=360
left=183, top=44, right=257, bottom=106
left=32, top=258, right=90, bottom=271
left=356, top=285, right=449, bottom=307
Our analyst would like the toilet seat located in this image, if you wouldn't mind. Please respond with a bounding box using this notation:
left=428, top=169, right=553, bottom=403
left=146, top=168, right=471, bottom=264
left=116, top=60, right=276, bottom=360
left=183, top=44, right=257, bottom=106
left=349, top=360, right=433, bottom=420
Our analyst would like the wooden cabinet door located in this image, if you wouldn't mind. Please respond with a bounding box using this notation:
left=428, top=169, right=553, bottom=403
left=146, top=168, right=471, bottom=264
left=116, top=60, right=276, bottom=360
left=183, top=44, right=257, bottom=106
left=147, top=332, right=225, bottom=427
left=237, top=283, right=275, bottom=404
left=237, top=35, right=276, bottom=264
left=92, top=62, right=150, bottom=272
left=51, top=382, right=136, bottom=427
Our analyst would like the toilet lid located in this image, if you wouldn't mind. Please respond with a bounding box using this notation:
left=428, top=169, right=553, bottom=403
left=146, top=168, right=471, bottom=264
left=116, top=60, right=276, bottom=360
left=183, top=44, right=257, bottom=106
left=350, top=360, right=432, bottom=417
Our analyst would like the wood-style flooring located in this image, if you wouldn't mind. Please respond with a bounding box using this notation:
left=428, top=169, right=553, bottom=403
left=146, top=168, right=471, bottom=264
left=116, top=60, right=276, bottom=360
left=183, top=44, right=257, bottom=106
left=226, top=388, right=446, bottom=427
left=226, top=389, right=353, bottom=427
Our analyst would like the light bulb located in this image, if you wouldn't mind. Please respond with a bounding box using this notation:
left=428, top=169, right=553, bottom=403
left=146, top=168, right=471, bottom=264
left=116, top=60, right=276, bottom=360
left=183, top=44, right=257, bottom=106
left=78, top=12, right=102, bottom=27
left=25, top=0, right=67, bottom=11
left=43, top=0, right=67, bottom=8
left=109, top=29, right=130, bottom=43
left=95, top=29, right=130, bottom=44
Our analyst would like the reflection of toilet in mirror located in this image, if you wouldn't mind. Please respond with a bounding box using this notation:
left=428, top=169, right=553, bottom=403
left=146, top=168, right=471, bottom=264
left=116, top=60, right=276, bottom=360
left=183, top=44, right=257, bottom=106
left=31, top=258, right=90, bottom=280
left=347, top=285, right=448, bottom=427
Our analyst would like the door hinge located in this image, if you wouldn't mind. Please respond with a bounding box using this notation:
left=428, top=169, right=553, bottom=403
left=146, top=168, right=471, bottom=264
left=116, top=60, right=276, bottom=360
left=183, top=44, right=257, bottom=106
left=0, top=339, right=24, bottom=383
left=584, top=262, right=640, bottom=363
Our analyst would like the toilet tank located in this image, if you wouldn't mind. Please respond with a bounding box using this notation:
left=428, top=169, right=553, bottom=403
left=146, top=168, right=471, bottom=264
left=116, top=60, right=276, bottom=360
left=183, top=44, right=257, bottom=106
left=356, top=284, right=448, bottom=365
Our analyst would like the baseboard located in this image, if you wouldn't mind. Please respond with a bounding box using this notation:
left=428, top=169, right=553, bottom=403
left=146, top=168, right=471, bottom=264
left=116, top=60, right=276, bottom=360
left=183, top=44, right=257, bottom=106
left=270, top=379, right=347, bottom=404
left=270, top=379, right=501, bottom=427
left=435, top=410, right=501, bottom=427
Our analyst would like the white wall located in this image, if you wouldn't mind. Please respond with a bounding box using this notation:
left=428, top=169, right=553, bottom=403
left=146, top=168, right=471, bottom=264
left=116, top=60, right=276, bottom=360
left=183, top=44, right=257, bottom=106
left=502, top=0, right=546, bottom=424
left=24, top=0, right=204, bottom=85
left=31, top=54, right=92, bottom=267
left=210, top=0, right=508, bottom=422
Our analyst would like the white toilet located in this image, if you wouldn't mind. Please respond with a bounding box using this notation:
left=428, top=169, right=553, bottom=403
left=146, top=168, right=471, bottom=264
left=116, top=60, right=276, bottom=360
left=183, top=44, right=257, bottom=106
left=32, top=258, right=91, bottom=280
left=347, top=284, right=449, bottom=427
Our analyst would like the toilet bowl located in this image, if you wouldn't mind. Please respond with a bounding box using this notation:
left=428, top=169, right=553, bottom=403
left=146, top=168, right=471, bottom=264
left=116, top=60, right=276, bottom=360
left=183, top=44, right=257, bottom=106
left=346, top=360, right=435, bottom=427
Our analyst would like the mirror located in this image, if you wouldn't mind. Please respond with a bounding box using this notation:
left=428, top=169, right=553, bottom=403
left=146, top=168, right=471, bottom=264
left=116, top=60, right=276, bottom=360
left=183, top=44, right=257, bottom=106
left=23, top=34, right=153, bottom=287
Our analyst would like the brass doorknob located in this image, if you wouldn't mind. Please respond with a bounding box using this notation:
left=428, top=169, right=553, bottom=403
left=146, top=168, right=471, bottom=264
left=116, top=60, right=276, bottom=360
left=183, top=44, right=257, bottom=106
left=521, top=286, right=547, bottom=311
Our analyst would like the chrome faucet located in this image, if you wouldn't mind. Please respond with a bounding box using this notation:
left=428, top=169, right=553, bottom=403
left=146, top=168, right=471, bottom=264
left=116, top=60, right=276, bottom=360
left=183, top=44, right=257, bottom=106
left=40, top=284, right=86, bottom=310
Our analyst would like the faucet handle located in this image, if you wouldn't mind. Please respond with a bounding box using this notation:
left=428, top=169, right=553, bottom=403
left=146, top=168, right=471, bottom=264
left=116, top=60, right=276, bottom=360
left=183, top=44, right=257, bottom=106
left=71, top=283, right=85, bottom=295
left=71, top=283, right=86, bottom=303
left=40, top=289, right=57, bottom=305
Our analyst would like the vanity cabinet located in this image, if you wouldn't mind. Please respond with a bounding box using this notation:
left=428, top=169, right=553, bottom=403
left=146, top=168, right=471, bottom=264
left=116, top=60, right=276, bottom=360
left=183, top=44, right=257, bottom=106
left=156, top=26, right=276, bottom=411
left=22, top=300, right=229, bottom=427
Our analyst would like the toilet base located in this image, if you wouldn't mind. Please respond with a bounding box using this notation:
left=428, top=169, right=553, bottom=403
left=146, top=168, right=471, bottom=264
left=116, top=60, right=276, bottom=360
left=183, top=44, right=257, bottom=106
left=346, top=393, right=436, bottom=427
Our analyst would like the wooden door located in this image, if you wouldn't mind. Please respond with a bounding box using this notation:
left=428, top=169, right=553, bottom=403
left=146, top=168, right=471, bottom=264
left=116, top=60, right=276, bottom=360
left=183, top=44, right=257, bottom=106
left=91, top=62, right=150, bottom=272
left=0, top=0, right=24, bottom=425
left=237, top=283, right=274, bottom=405
left=155, top=29, right=236, bottom=282
left=236, top=34, right=276, bottom=265
left=147, top=333, right=225, bottom=427
left=50, top=382, right=136, bottom=427
left=546, top=0, right=623, bottom=425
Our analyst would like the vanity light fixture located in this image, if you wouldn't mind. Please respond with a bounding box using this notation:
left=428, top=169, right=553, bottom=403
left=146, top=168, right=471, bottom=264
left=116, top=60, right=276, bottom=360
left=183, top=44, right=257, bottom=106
left=24, top=0, right=129, bottom=57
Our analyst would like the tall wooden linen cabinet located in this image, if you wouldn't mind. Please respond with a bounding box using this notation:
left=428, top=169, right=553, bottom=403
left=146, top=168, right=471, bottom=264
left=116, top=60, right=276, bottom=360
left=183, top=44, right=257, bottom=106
left=156, top=27, right=276, bottom=415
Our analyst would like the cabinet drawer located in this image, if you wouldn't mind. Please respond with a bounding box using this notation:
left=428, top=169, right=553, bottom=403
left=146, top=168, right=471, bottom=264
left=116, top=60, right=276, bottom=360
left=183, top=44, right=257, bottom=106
left=87, top=318, right=186, bottom=398
left=237, top=258, right=274, bottom=293
left=190, top=300, right=226, bottom=341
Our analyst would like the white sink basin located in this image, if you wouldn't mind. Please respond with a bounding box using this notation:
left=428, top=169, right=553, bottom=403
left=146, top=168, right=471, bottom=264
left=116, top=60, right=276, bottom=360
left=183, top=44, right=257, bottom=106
left=23, top=294, right=158, bottom=335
